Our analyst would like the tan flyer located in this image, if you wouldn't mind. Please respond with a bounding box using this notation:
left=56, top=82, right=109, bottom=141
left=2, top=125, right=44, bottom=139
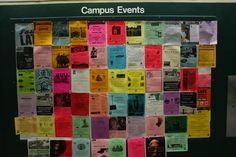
left=37, top=116, right=55, bottom=137
left=188, top=110, right=211, bottom=138
left=198, top=45, right=216, bottom=67
left=14, top=116, right=37, bottom=135
left=34, top=21, right=52, bottom=45
left=69, top=20, right=88, bottom=45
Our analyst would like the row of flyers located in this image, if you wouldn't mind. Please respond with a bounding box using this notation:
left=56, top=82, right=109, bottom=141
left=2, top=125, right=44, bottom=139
left=18, top=90, right=211, bottom=116
left=17, top=68, right=211, bottom=94
left=27, top=136, right=183, bottom=157
left=16, top=44, right=216, bottom=70
left=15, top=110, right=210, bottom=140
left=15, top=21, right=217, bottom=47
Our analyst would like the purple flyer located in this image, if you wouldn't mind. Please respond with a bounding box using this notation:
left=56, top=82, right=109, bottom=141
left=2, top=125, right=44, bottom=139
left=164, top=92, right=180, bottom=115
left=91, top=117, right=109, bottom=139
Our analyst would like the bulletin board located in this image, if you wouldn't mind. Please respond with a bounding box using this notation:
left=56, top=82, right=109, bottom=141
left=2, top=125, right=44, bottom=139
left=1, top=4, right=236, bottom=156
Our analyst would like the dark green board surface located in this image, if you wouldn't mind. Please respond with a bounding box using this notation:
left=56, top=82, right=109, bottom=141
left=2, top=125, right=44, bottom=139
left=0, top=2, right=236, bottom=157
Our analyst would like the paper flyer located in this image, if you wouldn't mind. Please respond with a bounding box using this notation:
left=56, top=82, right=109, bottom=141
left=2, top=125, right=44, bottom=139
left=126, top=45, right=144, bottom=69
left=89, top=93, right=108, bottom=116
left=34, top=21, right=52, bottom=46
left=53, top=93, right=71, bottom=116
left=108, top=70, right=127, bottom=93
left=165, top=115, right=187, bottom=133
left=36, top=93, right=53, bottom=115
left=126, top=21, right=144, bottom=44
left=91, top=139, right=108, bottom=157
left=69, top=20, right=88, bottom=45
left=53, top=69, right=71, bottom=93
left=71, top=93, right=89, bottom=116
left=90, top=69, right=108, bottom=92
left=108, top=93, right=128, bottom=116
left=71, top=69, right=90, bottom=93
left=72, top=116, right=91, bottom=138
left=199, top=21, right=217, bottom=45
left=163, top=92, right=180, bottom=115
left=50, top=139, right=72, bottom=157
left=181, top=21, right=199, bottom=43
left=109, top=117, right=127, bottom=138
left=89, top=46, right=108, bottom=69
left=164, top=21, right=181, bottom=45
left=180, top=68, right=198, bottom=91
left=72, top=138, right=90, bottom=157
left=198, top=45, right=216, bottom=67
left=198, top=69, right=211, bottom=87
left=180, top=44, right=197, bottom=67
left=15, top=23, right=34, bottom=47
left=34, top=46, right=52, bottom=69
left=52, top=21, right=69, bottom=46
left=70, top=45, right=89, bottom=69
left=52, top=46, right=70, bottom=68
left=107, top=21, right=126, bottom=45
left=91, top=117, right=109, bottom=139
left=108, top=45, right=126, bottom=69
left=163, top=68, right=180, bottom=91
left=127, top=117, right=145, bottom=138
left=35, top=69, right=52, bottom=93
left=146, top=137, right=166, bottom=157
left=180, top=92, right=197, bottom=114
left=18, top=93, right=36, bottom=116
left=146, top=116, right=165, bottom=136
left=55, top=115, right=72, bottom=137
left=108, top=138, right=126, bottom=157
left=145, top=45, right=162, bottom=68
left=163, top=45, right=180, bottom=68
left=14, top=116, right=37, bottom=135
left=16, top=47, right=34, bottom=69
left=197, top=87, right=211, bottom=109
left=128, top=94, right=145, bottom=116
left=37, top=116, right=55, bottom=137
left=127, top=138, right=145, bottom=157
left=146, top=93, right=163, bottom=116
left=17, top=70, right=35, bottom=93
left=188, top=109, right=211, bottom=138
left=28, top=139, right=50, bottom=157
left=144, top=21, right=164, bottom=44
left=88, top=21, right=106, bottom=45
left=127, top=70, right=145, bottom=93
left=145, top=69, right=162, bottom=92
left=165, top=133, right=188, bottom=152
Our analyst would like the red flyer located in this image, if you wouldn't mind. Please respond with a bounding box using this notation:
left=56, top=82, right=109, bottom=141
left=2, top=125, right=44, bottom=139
left=107, top=21, right=126, bottom=45
left=197, top=87, right=211, bottom=109
left=71, top=93, right=89, bottom=116
left=180, top=68, right=198, bottom=91
left=145, top=45, right=162, bottom=68
left=55, top=115, right=72, bottom=137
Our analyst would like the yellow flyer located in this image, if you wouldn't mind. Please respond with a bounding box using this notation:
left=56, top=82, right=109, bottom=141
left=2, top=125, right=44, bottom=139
left=108, top=70, right=127, bottom=93
left=127, top=70, right=145, bottom=93
left=90, top=69, right=108, bottom=92
left=52, top=46, right=70, bottom=68
left=126, top=21, right=144, bottom=44
left=69, top=20, right=88, bottom=45
left=37, top=116, right=55, bottom=137
left=198, top=45, right=216, bottom=67
left=188, top=110, right=211, bottom=138
left=34, top=21, right=52, bottom=45
left=14, top=116, right=37, bottom=135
